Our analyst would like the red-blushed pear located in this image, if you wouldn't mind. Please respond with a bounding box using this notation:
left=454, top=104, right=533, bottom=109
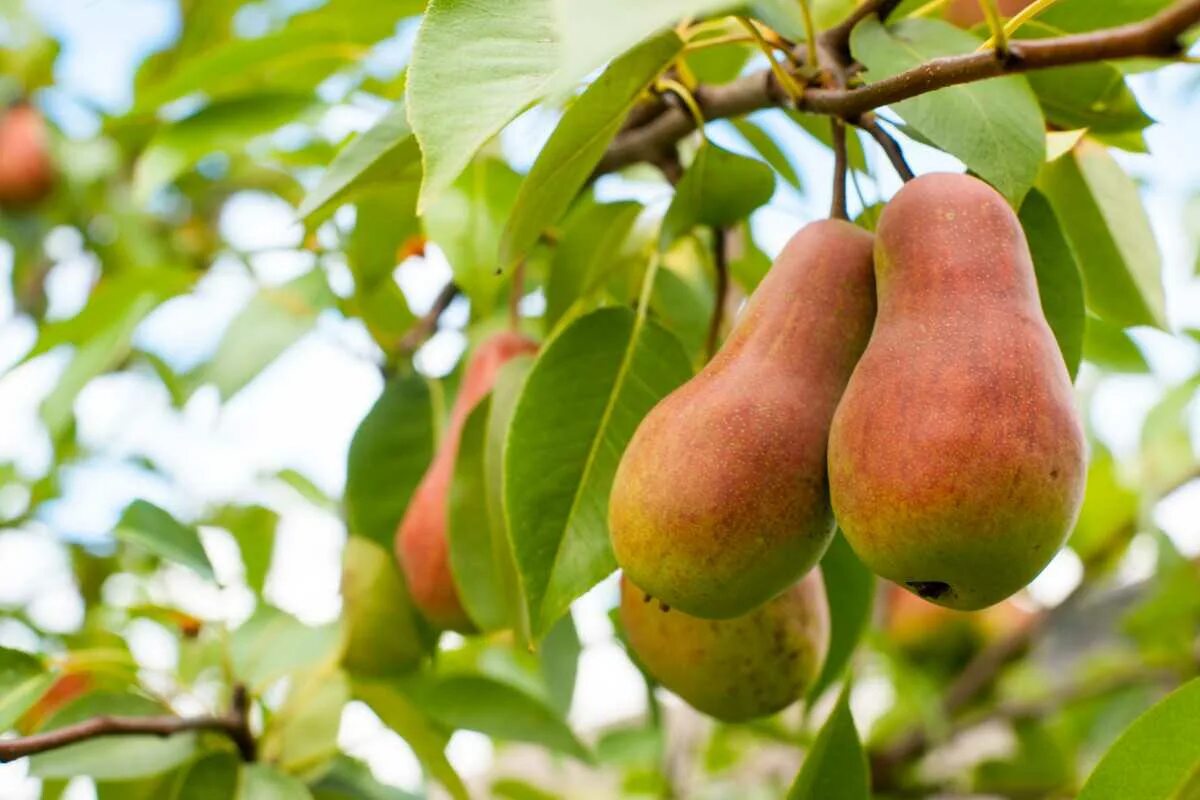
left=0, top=102, right=54, bottom=209
left=945, top=0, right=1032, bottom=28
left=619, top=570, right=829, bottom=722
left=609, top=220, right=876, bottom=619
left=829, top=173, right=1086, bottom=611
left=396, top=331, right=538, bottom=631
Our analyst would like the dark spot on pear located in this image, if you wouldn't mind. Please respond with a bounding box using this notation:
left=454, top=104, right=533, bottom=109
left=907, top=581, right=951, bottom=600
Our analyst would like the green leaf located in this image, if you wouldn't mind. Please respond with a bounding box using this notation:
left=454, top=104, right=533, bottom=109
left=0, top=647, right=51, bottom=731
left=1082, top=314, right=1150, bottom=373
left=505, top=307, right=693, bottom=636
left=240, top=763, right=314, bottom=800
left=133, top=93, right=316, bottom=202
left=789, top=686, right=870, bottom=800
left=1078, top=677, right=1200, bottom=799
left=208, top=505, right=278, bottom=593
left=501, top=31, right=682, bottom=267
left=261, top=668, right=349, bottom=779
left=312, top=755, right=420, bottom=800
left=114, top=500, right=215, bottom=580
left=539, top=611, right=582, bottom=716
left=171, top=753, right=239, bottom=800
left=660, top=142, right=775, bottom=249
left=1140, top=375, right=1200, bottom=496
left=1069, top=446, right=1139, bottom=571
left=730, top=117, right=803, bottom=189
left=449, top=396, right=510, bottom=631
left=402, top=673, right=590, bottom=761
left=809, top=535, right=874, bottom=701
left=1036, top=0, right=1176, bottom=35
left=1019, top=189, right=1086, bottom=379
left=191, top=268, right=334, bottom=401
left=298, top=99, right=421, bottom=222
left=1038, top=139, right=1166, bottom=328
left=231, top=606, right=341, bottom=691
left=544, top=199, right=643, bottom=333
left=786, top=111, right=869, bottom=172
left=341, top=536, right=433, bottom=676
left=423, top=157, right=522, bottom=315
left=345, top=374, right=436, bottom=549
left=408, top=0, right=560, bottom=209
left=851, top=17, right=1045, bottom=206
left=30, top=692, right=197, bottom=781
left=353, top=678, right=468, bottom=800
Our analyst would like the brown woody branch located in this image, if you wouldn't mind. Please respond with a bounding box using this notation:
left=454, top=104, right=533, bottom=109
left=596, top=0, right=1200, bottom=176
left=0, top=685, right=255, bottom=764
left=398, top=281, right=459, bottom=356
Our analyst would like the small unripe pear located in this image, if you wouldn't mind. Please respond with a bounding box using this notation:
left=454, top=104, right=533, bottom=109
left=620, top=571, right=829, bottom=722
left=945, top=0, right=1032, bottom=28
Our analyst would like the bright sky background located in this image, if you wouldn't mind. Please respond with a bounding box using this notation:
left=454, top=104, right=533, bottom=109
left=0, top=0, right=1198, bottom=796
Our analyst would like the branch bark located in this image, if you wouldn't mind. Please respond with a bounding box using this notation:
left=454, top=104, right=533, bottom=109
left=596, top=0, right=1200, bottom=176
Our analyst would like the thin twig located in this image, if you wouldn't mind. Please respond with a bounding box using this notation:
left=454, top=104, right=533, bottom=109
left=706, top=228, right=730, bottom=359
left=597, top=0, right=1200, bottom=175
left=0, top=684, right=255, bottom=763
left=830, top=118, right=850, bottom=220
left=856, top=113, right=915, bottom=182
left=398, top=282, right=459, bottom=356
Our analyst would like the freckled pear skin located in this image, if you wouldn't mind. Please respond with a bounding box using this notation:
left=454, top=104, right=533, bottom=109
left=620, top=571, right=829, bottom=722
left=828, top=173, right=1086, bottom=611
left=397, top=331, right=538, bottom=631
left=609, top=220, right=876, bottom=619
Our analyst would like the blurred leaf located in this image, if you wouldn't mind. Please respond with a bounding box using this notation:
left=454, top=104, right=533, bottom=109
left=752, top=0, right=856, bottom=34
left=1140, top=375, right=1200, bottom=496
left=114, top=500, right=214, bottom=580
left=240, top=763, right=314, bottom=800
left=1069, top=447, right=1139, bottom=572
left=789, top=686, right=869, bottom=800
left=0, top=648, right=51, bottom=731
left=660, top=142, right=775, bottom=249
left=506, top=307, right=693, bottom=636
left=401, top=673, right=590, bottom=761
left=341, top=536, right=432, bottom=676
left=208, top=505, right=277, bottom=593
left=1122, top=533, right=1200, bottom=666
left=544, top=199, right=643, bottom=332
left=1078, top=676, right=1200, bottom=799
left=231, top=606, right=340, bottom=691
left=1082, top=314, right=1150, bottom=373
left=810, top=534, right=874, bottom=701
left=539, top=611, right=581, bottom=717
left=730, top=117, right=802, bottom=189
left=491, top=778, right=561, bottom=800
left=684, top=39, right=754, bottom=83
left=311, top=755, right=419, bottom=800
left=423, top=158, right=521, bottom=315
left=299, top=99, right=421, bottom=222
left=501, top=31, right=682, bottom=266
left=344, top=374, right=435, bottom=548
left=448, top=396, right=510, bottom=631
left=1039, top=139, right=1166, bottom=328
left=727, top=221, right=771, bottom=293
left=30, top=692, right=196, bottom=781
left=262, top=668, right=349, bottom=779
left=1020, top=189, right=1086, bottom=379
left=973, top=719, right=1075, bottom=795
left=1037, top=0, right=1176, bottom=34
left=851, top=17, right=1045, bottom=205
left=170, top=753, right=239, bottom=800
left=192, top=268, right=334, bottom=401
left=133, top=93, right=316, bottom=202
left=787, top=111, right=869, bottom=172
left=650, top=245, right=715, bottom=364
left=353, top=678, right=468, bottom=800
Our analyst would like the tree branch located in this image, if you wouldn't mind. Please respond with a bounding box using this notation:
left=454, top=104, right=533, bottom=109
left=830, top=118, right=850, bottom=220
left=0, top=685, right=256, bottom=763
left=596, top=0, right=1200, bottom=176
left=706, top=228, right=730, bottom=359
left=398, top=281, right=459, bottom=356
left=856, top=112, right=915, bottom=182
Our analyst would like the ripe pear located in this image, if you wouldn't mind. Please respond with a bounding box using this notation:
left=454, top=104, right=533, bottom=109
left=620, top=570, right=829, bottom=722
left=609, top=220, right=876, bottom=619
left=396, top=330, right=538, bottom=631
left=829, top=173, right=1086, bottom=611
left=945, top=0, right=1031, bottom=27
left=0, top=103, right=54, bottom=209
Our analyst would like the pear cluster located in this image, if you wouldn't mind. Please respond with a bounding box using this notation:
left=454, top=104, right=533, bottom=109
left=610, top=173, right=1086, bottom=721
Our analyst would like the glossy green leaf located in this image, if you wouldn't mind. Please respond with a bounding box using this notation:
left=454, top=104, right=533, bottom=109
left=544, top=199, right=643, bottom=333
left=501, top=31, right=682, bottom=267
left=851, top=17, right=1045, bottom=206
left=191, top=268, right=335, bottom=401
left=114, top=500, right=214, bottom=580
left=730, top=117, right=802, bottom=189
left=345, top=374, right=436, bottom=549
left=540, top=611, right=582, bottom=716
left=660, top=142, right=775, bottom=249
left=133, top=93, right=316, bottom=202
left=789, top=685, right=870, bottom=800
left=810, top=534, right=874, bottom=701
left=1078, top=677, right=1200, bottom=799
left=30, top=692, right=197, bottom=781
left=1039, top=139, right=1166, bottom=328
left=299, top=99, right=421, bottom=222
left=1020, top=189, right=1086, bottom=379
left=240, top=764, right=315, bottom=800
left=341, top=536, right=433, bottom=676
left=0, top=648, right=51, bottom=731
left=505, top=307, right=693, bottom=636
